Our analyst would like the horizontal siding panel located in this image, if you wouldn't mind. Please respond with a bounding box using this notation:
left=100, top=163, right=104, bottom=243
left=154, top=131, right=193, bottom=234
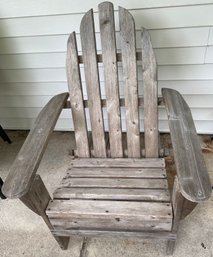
left=205, top=46, right=213, bottom=63
left=1, top=118, right=212, bottom=134
left=0, top=27, right=209, bottom=55
left=1, top=0, right=212, bottom=18
left=208, top=27, right=213, bottom=45
left=0, top=47, right=206, bottom=69
left=0, top=95, right=212, bottom=108
left=1, top=64, right=213, bottom=83
left=155, top=47, right=205, bottom=65
left=0, top=82, right=68, bottom=95
left=1, top=5, right=213, bottom=38
left=158, top=64, right=213, bottom=80
left=158, top=80, right=213, bottom=94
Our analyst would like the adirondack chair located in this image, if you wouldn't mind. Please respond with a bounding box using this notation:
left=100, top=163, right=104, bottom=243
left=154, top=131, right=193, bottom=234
left=2, top=2, right=212, bottom=255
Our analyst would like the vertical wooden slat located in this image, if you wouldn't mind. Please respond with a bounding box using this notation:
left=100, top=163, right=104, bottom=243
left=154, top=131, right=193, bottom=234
left=119, top=7, right=140, bottom=158
left=141, top=28, right=159, bottom=158
left=80, top=9, right=106, bottom=158
left=99, top=2, right=123, bottom=158
left=66, top=32, right=90, bottom=157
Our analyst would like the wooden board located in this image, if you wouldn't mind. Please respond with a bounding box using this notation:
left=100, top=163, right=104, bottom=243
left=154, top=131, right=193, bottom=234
left=99, top=2, right=123, bottom=157
left=46, top=200, right=172, bottom=232
left=66, top=32, right=90, bottom=157
left=71, top=158, right=165, bottom=168
left=162, top=88, right=212, bottom=202
left=80, top=9, right=106, bottom=157
left=50, top=215, right=171, bottom=232
left=53, top=188, right=170, bottom=202
left=59, top=178, right=167, bottom=189
left=47, top=200, right=172, bottom=218
left=119, top=7, right=140, bottom=157
left=52, top=229, right=176, bottom=240
left=2, top=93, right=68, bottom=198
left=63, top=167, right=167, bottom=178
left=141, top=28, right=159, bottom=157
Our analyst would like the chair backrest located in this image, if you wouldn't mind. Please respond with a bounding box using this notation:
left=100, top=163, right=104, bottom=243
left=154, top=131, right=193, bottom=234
left=66, top=1, right=158, bottom=158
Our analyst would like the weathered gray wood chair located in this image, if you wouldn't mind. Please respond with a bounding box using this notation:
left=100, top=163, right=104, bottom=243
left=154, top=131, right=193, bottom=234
left=2, top=2, right=212, bottom=255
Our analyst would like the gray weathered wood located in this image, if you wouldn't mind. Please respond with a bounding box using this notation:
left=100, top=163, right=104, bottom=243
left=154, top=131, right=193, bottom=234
left=162, top=88, right=212, bottom=202
left=80, top=9, right=106, bottom=157
left=77, top=51, right=147, bottom=64
left=64, top=97, right=165, bottom=109
left=47, top=199, right=172, bottom=233
left=50, top=215, right=171, bottom=232
left=21, top=175, right=69, bottom=250
left=63, top=167, right=167, bottom=178
left=2, top=93, right=69, bottom=199
left=53, top=188, right=170, bottom=202
left=59, top=178, right=168, bottom=189
left=21, top=175, right=50, bottom=216
left=166, top=177, right=184, bottom=255
left=142, top=28, right=159, bottom=158
left=119, top=7, right=140, bottom=157
left=66, top=32, right=90, bottom=157
left=99, top=2, right=123, bottom=157
left=52, top=230, right=176, bottom=240
left=71, top=158, right=165, bottom=168
left=47, top=200, right=172, bottom=218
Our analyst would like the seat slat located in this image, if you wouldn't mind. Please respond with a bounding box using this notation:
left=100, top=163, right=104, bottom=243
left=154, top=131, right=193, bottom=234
left=142, top=28, right=159, bottom=158
left=59, top=178, right=167, bottom=189
left=66, top=32, right=90, bottom=157
left=99, top=2, right=123, bottom=157
left=47, top=200, right=172, bottom=218
left=64, top=167, right=166, bottom=178
left=52, top=230, right=176, bottom=240
left=80, top=9, right=106, bottom=157
left=72, top=158, right=165, bottom=168
left=119, top=7, right=140, bottom=158
left=53, top=188, right=170, bottom=202
left=50, top=216, right=171, bottom=232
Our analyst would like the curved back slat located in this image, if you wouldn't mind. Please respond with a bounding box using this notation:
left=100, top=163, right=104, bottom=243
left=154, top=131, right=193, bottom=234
left=80, top=9, right=107, bottom=158
left=141, top=28, right=159, bottom=157
left=99, top=2, right=123, bottom=157
left=119, top=7, right=140, bottom=158
left=66, top=32, right=90, bottom=157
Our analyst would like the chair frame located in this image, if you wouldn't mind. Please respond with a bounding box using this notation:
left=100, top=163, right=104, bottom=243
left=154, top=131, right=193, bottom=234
left=2, top=2, right=211, bottom=255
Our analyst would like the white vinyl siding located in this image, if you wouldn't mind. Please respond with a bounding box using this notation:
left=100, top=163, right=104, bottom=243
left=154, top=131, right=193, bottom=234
left=0, top=0, right=213, bottom=133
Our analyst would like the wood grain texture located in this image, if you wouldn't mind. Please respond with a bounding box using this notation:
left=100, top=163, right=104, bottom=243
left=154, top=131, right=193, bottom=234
left=63, top=167, right=167, bottom=178
left=50, top=217, right=172, bottom=232
left=99, top=2, right=123, bottom=157
left=66, top=32, right=90, bottom=157
left=64, top=97, right=165, bottom=109
left=141, top=28, right=159, bottom=157
left=52, top=229, right=176, bottom=240
left=166, top=177, right=184, bottom=255
left=119, top=6, right=140, bottom=157
left=80, top=9, right=106, bottom=157
left=21, top=175, right=69, bottom=250
left=53, top=188, right=170, bottom=202
left=47, top=200, right=172, bottom=217
left=2, top=93, right=69, bottom=199
left=47, top=200, right=172, bottom=232
left=59, top=178, right=168, bottom=189
left=162, top=88, right=212, bottom=202
left=71, top=158, right=165, bottom=168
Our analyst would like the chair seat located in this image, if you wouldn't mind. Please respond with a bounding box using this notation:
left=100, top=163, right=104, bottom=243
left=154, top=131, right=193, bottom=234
left=46, top=158, right=173, bottom=235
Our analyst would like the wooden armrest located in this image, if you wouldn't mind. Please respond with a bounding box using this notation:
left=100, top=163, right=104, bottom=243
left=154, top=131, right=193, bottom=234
left=162, top=88, right=212, bottom=202
left=2, top=93, right=69, bottom=199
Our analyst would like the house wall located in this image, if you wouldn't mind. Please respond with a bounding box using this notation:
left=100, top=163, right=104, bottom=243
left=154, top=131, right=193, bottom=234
left=0, top=0, right=213, bottom=133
